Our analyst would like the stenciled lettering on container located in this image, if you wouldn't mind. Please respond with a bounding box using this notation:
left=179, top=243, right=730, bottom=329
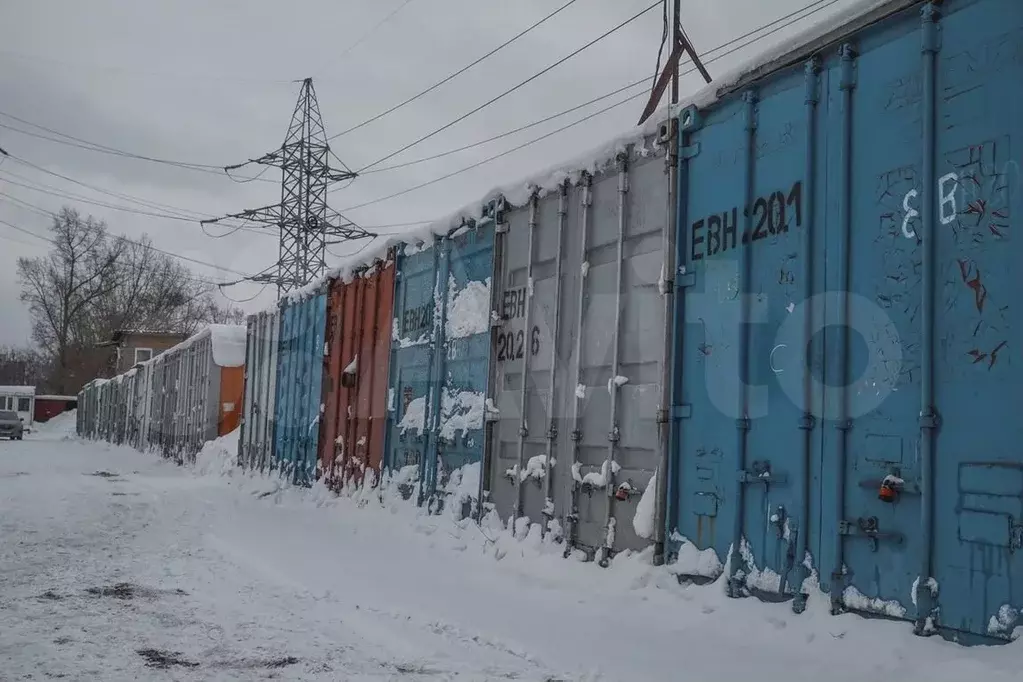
left=401, top=301, right=433, bottom=336
left=690, top=180, right=803, bottom=261
left=496, top=285, right=540, bottom=363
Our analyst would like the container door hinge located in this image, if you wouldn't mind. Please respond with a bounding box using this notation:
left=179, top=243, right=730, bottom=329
left=838, top=516, right=904, bottom=553
left=681, top=143, right=701, bottom=160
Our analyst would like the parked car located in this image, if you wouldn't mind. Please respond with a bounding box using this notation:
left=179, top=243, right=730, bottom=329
left=0, top=410, right=24, bottom=440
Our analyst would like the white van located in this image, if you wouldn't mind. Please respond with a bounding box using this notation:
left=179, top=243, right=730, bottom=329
left=0, top=386, right=35, bottom=433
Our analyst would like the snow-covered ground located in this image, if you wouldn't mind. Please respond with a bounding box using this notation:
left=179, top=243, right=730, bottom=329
left=2, top=415, right=1022, bottom=681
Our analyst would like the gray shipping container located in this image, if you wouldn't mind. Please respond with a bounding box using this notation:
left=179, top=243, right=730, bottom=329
left=239, top=309, right=281, bottom=472
left=485, top=129, right=674, bottom=563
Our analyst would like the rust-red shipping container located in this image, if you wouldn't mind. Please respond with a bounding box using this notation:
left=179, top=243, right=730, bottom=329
left=319, top=259, right=395, bottom=487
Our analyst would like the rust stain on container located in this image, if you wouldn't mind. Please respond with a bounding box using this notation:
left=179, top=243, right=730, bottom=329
left=218, top=366, right=244, bottom=436
left=319, top=258, right=395, bottom=488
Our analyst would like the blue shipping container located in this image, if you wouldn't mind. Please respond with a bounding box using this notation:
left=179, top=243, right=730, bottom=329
left=668, top=0, right=1023, bottom=643
left=384, top=222, right=495, bottom=510
left=274, top=290, right=328, bottom=485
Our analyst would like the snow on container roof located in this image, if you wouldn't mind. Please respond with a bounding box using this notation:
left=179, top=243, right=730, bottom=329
left=274, top=0, right=903, bottom=308
left=208, top=324, right=247, bottom=367
left=147, top=323, right=247, bottom=368
left=0, top=385, right=35, bottom=394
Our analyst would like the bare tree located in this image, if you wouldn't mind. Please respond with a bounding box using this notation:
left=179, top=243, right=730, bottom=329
left=17, top=206, right=245, bottom=394
left=18, top=208, right=123, bottom=394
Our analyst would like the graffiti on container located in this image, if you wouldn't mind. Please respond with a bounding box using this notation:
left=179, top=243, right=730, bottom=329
left=893, top=140, right=1016, bottom=241
left=690, top=180, right=803, bottom=261
left=897, top=172, right=960, bottom=239
left=957, top=259, right=988, bottom=313
left=401, top=302, right=433, bottom=336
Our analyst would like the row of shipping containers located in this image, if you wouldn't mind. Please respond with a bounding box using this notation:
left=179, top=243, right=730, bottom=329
left=77, top=325, right=246, bottom=462
left=239, top=0, right=1023, bottom=644
left=74, top=0, right=1023, bottom=645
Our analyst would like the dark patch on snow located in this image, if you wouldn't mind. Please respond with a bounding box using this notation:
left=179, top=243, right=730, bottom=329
left=37, top=590, right=64, bottom=601
left=53, top=636, right=73, bottom=645
left=88, top=470, right=120, bottom=478
left=208, top=655, right=300, bottom=671
left=265, top=656, right=300, bottom=668
left=393, top=662, right=444, bottom=675
left=0, top=471, right=30, bottom=478
left=110, top=492, right=139, bottom=496
left=137, top=648, right=199, bottom=669
left=85, top=583, right=188, bottom=600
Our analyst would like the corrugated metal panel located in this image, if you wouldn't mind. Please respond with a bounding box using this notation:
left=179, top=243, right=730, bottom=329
left=385, top=224, right=495, bottom=510
left=485, top=138, right=669, bottom=561
left=274, top=291, right=327, bottom=485
left=240, top=310, right=281, bottom=472
left=74, top=325, right=241, bottom=463
left=384, top=242, right=438, bottom=492
left=320, top=260, right=396, bottom=488
left=668, top=0, right=1022, bottom=643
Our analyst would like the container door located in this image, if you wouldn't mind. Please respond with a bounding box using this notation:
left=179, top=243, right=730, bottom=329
left=340, top=263, right=394, bottom=487
left=817, top=11, right=941, bottom=626
left=671, top=62, right=827, bottom=592
left=385, top=242, right=440, bottom=491
left=431, top=226, right=494, bottom=508
left=241, top=316, right=257, bottom=468
left=924, top=0, right=1023, bottom=641
left=367, top=262, right=395, bottom=481
left=266, top=309, right=280, bottom=471
left=822, top=0, right=1023, bottom=640
left=321, top=281, right=345, bottom=481
left=275, top=302, right=295, bottom=472
left=302, top=293, right=327, bottom=485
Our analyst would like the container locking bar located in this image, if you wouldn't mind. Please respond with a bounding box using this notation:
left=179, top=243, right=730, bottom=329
left=737, top=460, right=786, bottom=485
left=838, top=516, right=903, bottom=553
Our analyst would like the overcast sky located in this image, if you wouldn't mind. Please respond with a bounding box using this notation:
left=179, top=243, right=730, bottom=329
left=0, top=0, right=860, bottom=347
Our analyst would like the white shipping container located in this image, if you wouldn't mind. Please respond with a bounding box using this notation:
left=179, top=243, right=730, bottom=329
left=484, top=129, right=673, bottom=564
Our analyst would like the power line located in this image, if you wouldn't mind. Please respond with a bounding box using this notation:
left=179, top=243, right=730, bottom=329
left=0, top=111, right=276, bottom=184
left=1, top=165, right=428, bottom=235
left=0, top=156, right=276, bottom=237
left=338, top=0, right=844, bottom=213
left=0, top=197, right=253, bottom=280
left=353, top=0, right=840, bottom=181
left=341, top=89, right=646, bottom=213
left=0, top=167, right=246, bottom=227
left=355, top=78, right=650, bottom=176
left=336, top=0, right=417, bottom=62
left=327, top=0, right=582, bottom=142
left=0, top=216, right=52, bottom=245
left=355, top=1, right=661, bottom=173
left=0, top=214, right=224, bottom=286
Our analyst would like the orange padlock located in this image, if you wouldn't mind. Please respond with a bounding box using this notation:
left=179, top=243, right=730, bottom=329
left=878, top=476, right=899, bottom=503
